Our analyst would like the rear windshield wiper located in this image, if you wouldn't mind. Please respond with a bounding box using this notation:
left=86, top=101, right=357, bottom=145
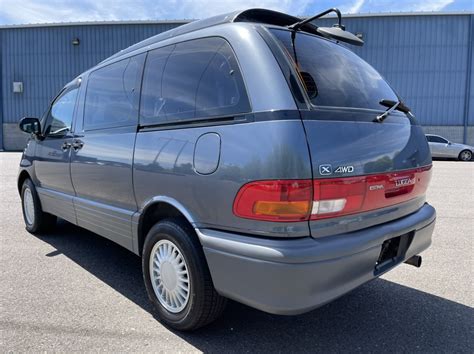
left=374, top=99, right=411, bottom=122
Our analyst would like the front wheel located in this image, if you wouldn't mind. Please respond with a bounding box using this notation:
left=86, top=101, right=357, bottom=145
left=21, top=179, right=57, bottom=233
left=458, top=150, right=472, bottom=161
left=142, top=219, right=226, bottom=331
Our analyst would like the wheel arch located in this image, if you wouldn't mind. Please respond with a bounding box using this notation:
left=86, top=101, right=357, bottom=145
left=136, top=197, right=198, bottom=256
left=17, top=170, right=32, bottom=194
left=458, top=149, right=473, bottom=161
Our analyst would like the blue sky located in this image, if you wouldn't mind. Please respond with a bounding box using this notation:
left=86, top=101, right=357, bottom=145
left=0, top=0, right=472, bottom=25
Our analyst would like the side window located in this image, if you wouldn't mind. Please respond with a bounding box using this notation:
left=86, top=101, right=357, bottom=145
left=430, top=136, right=447, bottom=143
left=139, top=45, right=174, bottom=124
left=438, top=137, right=448, bottom=144
left=140, top=37, right=250, bottom=125
left=84, top=54, right=144, bottom=131
left=45, top=88, right=78, bottom=137
left=426, top=136, right=433, bottom=142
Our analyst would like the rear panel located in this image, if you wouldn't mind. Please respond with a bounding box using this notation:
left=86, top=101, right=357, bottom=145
left=134, top=118, right=313, bottom=237
left=266, top=27, right=433, bottom=238
left=303, top=113, right=431, bottom=237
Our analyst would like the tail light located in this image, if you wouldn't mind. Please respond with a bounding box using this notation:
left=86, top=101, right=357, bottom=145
left=233, top=166, right=432, bottom=222
left=233, top=180, right=312, bottom=221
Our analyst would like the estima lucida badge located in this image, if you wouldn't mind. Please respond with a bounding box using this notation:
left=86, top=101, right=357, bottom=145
left=395, top=177, right=416, bottom=187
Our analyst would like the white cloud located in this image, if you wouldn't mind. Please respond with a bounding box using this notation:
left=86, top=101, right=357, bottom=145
left=0, top=0, right=461, bottom=25
left=343, top=0, right=365, bottom=14
left=0, top=0, right=315, bottom=25
left=412, top=0, right=455, bottom=11
left=354, top=0, right=456, bottom=13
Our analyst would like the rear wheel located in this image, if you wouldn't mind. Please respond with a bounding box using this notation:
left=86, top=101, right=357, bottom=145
left=21, top=179, right=57, bottom=233
left=459, top=150, right=472, bottom=161
left=142, top=218, right=226, bottom=331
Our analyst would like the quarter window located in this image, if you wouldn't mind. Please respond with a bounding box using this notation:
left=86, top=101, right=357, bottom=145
left=45, top=88, right=78, bottom=137
left=140, top=37, right=250, bottom=125
left=84, top=54, right=144, bottom=130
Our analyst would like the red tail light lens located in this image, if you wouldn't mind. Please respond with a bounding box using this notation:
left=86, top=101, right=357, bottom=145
left=233, top=166, right=432, bottom=222
left=233, top=180, right=312, bottom=221
left=311, top=165, right=432, bottom=220
left=312, top=177, right=366, bottom=218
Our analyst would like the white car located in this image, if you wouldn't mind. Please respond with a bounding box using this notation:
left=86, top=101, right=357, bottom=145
left=426, top=134, right=473, bottom=161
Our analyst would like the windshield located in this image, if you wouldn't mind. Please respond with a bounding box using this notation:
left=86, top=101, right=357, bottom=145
left=270, top=29, right=399, bottom=110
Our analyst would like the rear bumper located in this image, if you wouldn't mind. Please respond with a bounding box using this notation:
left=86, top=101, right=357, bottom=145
left=196, top=203, right=436, bottom=315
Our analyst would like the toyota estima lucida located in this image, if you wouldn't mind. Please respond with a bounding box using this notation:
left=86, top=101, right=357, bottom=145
left=18, top=8, right=436, bottom=331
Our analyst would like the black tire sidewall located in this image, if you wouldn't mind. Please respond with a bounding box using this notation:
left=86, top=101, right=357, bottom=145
left=21, top=179, right=42, bottom=233
left=142, top=220, right=207, bottom=330
left=459, top=150, right=472, bottom=161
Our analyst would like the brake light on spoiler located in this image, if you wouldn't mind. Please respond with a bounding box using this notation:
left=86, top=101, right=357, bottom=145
left=233, top=166, right=432, bottom=222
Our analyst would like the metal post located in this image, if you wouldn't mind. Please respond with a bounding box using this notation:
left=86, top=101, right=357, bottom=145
left=0, top=36, right=3, bottom=151
left=462, top=14, right=473, bottom=144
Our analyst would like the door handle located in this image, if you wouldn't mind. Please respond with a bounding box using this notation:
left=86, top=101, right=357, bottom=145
left=72, top=139, right=84, bottom=151
left=61, top=141, right=71, bottom=151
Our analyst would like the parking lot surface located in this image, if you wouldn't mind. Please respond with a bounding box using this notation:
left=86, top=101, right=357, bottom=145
left=1, top=152, right=473, bottom=352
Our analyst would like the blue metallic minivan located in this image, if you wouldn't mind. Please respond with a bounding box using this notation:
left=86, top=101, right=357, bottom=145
left=18, top=9, right=436, bottom=330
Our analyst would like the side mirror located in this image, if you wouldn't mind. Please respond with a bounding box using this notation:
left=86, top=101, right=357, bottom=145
left=448, top=141, right=452, bottom=145
left=19, top=117, right=41, bottom=136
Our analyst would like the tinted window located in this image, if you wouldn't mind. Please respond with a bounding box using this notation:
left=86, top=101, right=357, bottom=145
left=140, top=37, right=250, bottom=125
left=270, top=29, right=399, bottom=110
left=140, top=45, right=174, bottom=124
left=84, top=55, right=144, bottom=130
left=427, top=135, right=447, bottom=143
left=45, top=88, right=78, bottom=137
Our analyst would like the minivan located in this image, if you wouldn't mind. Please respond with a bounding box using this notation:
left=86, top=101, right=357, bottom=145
left=18, top=8, right=436, bottom=331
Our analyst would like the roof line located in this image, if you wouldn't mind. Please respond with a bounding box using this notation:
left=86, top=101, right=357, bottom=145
left=342, top=10, right=473, bottom=18
left=0, top=19, right=192, bottom=29
left=0, top=10, right=472, bottom=29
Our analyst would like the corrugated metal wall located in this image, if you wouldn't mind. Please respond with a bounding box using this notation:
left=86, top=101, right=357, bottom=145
left=0, top=23, right=182, bottom=124
left=1, top=13, right=473, bottom=149
left=318, top=14, right=473, bottom=128
left=467, top=15, right=474, bottom=126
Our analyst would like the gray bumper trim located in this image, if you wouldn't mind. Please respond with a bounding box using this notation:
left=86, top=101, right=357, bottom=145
left=197, top=203, right=435, bottom=264
left=196, top=204, right=436, bottom=315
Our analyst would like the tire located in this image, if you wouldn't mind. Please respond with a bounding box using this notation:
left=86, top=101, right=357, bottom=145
left=142, top=218, right=226, bottom=331
left=458, top=150, right=472, bottom=161
left=21, top=179, right=57, bottom=233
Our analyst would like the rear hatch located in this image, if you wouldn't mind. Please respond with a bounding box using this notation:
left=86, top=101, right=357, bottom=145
left=269, top=28, right=432, bottom=238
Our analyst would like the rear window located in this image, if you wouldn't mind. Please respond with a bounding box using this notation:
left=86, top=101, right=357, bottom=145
left=270, top=29, right=399, bottom=110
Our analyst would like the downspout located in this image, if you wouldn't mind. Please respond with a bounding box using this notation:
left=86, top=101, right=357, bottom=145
left=0, top=30, right=3, bottom=151
left=462, top=14, right=473, bottom=144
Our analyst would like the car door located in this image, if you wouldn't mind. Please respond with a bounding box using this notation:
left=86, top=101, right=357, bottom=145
left=70, top=54, right=145, bottom=250
left=433, top=136, right=450, bottom=157
left=34, top=84, right=79, bottom=224
left=427, top=136, right=446, bottom=157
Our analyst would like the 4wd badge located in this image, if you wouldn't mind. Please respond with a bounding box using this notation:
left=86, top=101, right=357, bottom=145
left=319, top=164, right=355, bottom=175
left=334, top=165, right=354, bottom=173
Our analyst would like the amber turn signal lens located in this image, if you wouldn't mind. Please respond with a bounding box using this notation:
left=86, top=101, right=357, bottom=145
left=253, top=201, right=312, bottom=217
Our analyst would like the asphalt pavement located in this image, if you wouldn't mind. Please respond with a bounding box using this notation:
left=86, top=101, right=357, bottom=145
left=1, top=152, right=473, bottom=352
